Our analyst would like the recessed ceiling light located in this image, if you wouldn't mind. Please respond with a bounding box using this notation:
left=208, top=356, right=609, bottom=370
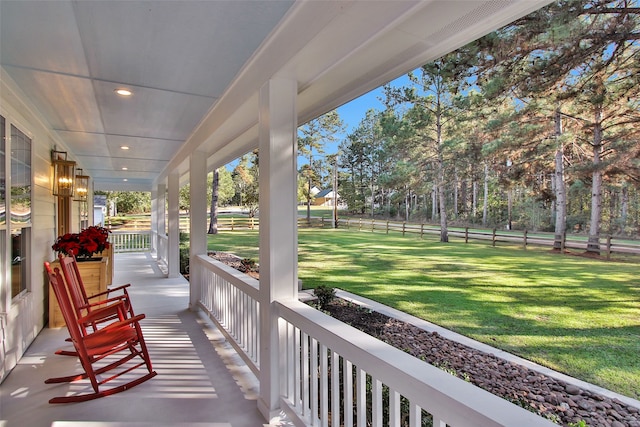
left=123, top=179, right=128, bottom=182
left=122, top=167, right=128, bottom=170
left=120, top=145, right=130, bottom=150
left=115, top=88, right=132, bottom=96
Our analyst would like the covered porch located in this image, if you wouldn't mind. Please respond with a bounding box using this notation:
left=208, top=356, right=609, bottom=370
left=1, top=1, right=564, bottom=425
left=2, top=248, right=559, bottom=427
left=0, top=251, right=275, bottom=427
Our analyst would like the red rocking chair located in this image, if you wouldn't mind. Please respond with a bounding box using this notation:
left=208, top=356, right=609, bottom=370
left=44, top=262, right=156, bottom=403
left=57, top=253, right=136, bottom=332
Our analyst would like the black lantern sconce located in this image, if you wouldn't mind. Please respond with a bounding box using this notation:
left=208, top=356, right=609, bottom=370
left=51, top=149, right=76, bottom=197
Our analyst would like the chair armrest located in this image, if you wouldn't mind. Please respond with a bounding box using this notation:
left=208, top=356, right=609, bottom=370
left=88, top=313, right=147, bottom=336
left=80, top=295, right=130, bottom=311
left=86, top=283, right=131, bottom=300
left=107, top=284, right=131, bottom=293
left=78, top=301, right=126, bottom=324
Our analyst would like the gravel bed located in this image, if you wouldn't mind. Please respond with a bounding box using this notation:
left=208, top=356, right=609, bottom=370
left=322, top=298, right=639, bottom=427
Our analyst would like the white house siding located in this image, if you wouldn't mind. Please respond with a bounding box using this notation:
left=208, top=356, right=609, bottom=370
left=0, top=69, right=75, bottom=382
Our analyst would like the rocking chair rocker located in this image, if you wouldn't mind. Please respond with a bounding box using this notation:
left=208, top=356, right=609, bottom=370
left=44, top=263, right=157, bottom=403
left=49, top=255, right=137, bottom=357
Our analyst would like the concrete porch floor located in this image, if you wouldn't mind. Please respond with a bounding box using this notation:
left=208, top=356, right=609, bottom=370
left=0, top=252, right=283, bottom=427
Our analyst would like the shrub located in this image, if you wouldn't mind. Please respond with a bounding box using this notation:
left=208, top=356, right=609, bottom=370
left=314, top=285, right=336, bottom=310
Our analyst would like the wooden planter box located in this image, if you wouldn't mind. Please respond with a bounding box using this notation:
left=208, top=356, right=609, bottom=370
left=98, top=244, right=114, bottom=286
left=48, top=257, right=108, bottom=328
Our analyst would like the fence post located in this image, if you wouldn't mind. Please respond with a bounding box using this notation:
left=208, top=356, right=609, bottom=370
left=321, top=217, right=325, bottom=228
left=402, top=222, right=406, bottom=237
left=251, top=217, right=255, bottom=230
left=371, top=219, right=375, bottom=232
left=523, top=229, right=528, bottom=249
left=492, top=228, right=497, bottom=247
left=347, top=218, right=350, bottom=229
left=420, top=224, right=424, bottom=239
left=386, top=220, right=389, bottom=234
left=359, top=218, right=362, bottom=231
left=231, top=217, right=235, bottom=231
left=465, top=227, right=469, bottom=243
left=606, top=235, right=612, bottom=260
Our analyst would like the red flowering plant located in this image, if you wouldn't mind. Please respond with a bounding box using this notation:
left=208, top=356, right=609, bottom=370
left=52, top=226, right=111, bottom=258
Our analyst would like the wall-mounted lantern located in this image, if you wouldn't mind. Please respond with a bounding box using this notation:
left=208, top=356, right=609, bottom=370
left=51, top=149, right=76, bottom=197
left=74, top=168, right=90, bottom=202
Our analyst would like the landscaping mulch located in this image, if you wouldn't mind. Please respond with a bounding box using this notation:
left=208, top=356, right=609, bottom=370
left=322, top=298, right=639, bottom=427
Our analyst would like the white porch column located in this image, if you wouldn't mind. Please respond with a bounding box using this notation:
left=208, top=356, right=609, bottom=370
left=167, top=171, right=180, bottom=278
left=189, top=151, right=207, bottom=309
left=257, top=78, right=298, bottom=421
left=157, top=183, right=167, bottom=264
left=150, top=186, right=158, bottom=255
left=157, top=182, right=166, bottom=242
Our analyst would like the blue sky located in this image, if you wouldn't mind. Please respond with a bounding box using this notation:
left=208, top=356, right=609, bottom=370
left=337, top=87, right=386, bottom=133
left=315, top=73, right=411, bottom=159
left=226, top=74, right=408, bottom=169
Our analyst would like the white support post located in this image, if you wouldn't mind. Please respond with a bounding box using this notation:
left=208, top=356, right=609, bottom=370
left=189, top=151, right=207, bottom=309
left=167, top=171, right=180, bottom=278
left=150, top=186, right=158, bottom=255
left=158, top=182, right=166, bottom=242
left=257, top=78, right=298, bottom=422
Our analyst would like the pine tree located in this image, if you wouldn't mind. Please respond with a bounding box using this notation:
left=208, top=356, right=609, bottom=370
left=475, top=0, right=640, bottom=253
left=298, top=110, right=344, bottom=220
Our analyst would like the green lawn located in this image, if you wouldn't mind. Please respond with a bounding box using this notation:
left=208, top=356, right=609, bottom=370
left=297, top=205, right=339, bottom=218
left=207, top=228, right=640, bottom=399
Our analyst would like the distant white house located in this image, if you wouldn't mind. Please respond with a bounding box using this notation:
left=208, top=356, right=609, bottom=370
left=312, top=189, right=341, bottom=207
left=94, top=195, right=107, bottom=226
left=309, top=186, right=321, bottom=197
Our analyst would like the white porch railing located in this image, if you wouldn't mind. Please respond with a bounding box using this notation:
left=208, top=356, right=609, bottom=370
left=194, top=255, right=260, bottom=374
left=156, top=232, right=168, bottom=266
left=110, top=230, right=151, bottom=253
left=193, top=255, right=556, bottom=427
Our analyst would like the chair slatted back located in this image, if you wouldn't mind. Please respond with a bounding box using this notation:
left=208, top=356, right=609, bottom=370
left=58, top=254, right=90, bottom=317
left=45, top=262, right=86, bottom=348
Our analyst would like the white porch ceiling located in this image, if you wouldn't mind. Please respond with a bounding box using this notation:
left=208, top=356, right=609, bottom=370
left=0, top=0, right=551, bottom=191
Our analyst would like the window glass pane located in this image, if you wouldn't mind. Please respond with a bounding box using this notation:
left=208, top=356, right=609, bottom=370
left=0, top=115, right=5, bottom=226
left=11, top=229, right=25, bottom=298
left=10, top=125, right=31, bottom=225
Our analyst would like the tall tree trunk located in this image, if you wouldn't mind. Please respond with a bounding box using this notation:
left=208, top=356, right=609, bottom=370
left=432, top=183, right=437, bottom=220
left=620, top=183, right=629, bottom=235
left=436, top=116, right=448, bottom=242
left=460, top=180, right=467, bottom=217
left=553, top=108, right=567, bottom=250
left=453, top=166, right=459, bottom=219
left=405, top=191, right=410, bottom=221
left=587, top=108, right=603, bottom=255
left=473, top=179, right=478, bottom=220
left=306, top=153, right=313, bottom=221
left=422, top=194, right=427, bottom=220
left=306, top=177, right=312, bottom=220
left=608, top=188, right=615, bottom=235
left=551, top=174, right=556, bottom=226
left=507, top=188, right=513, bottom=230
left=371, top=179, right=375, bottom=218
left=482, top=163, right=489, bottom=227
left=208, top=169, right=219, bottom=234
